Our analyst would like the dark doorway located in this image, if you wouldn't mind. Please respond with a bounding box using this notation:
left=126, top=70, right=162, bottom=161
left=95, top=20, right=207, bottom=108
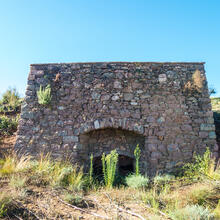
left=118, top=155, right=134, bottom=176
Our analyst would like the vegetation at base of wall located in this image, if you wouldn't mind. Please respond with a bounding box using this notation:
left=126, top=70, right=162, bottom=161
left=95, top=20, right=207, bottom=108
left=102, top=150, right=118, bottom=189
left=37, top=84, right=52, bottom=105
left=0, top=115, right=19, bottom=136
left=0, top=88, right=22, bottom=113
left=0, top=148, right=219, bottom=219
left=183, top=147, right=220, bottom=181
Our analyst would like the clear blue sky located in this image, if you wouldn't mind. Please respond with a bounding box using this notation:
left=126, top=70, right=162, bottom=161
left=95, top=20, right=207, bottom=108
left=0, top=0, right=220, bottom=96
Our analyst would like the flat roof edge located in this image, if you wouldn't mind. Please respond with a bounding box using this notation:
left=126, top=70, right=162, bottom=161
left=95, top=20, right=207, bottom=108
left=30, top=61, right=205, bottom=66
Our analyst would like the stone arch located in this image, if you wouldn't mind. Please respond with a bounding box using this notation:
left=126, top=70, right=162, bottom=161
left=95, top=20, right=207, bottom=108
left=78, top=118, right=145, bottom=136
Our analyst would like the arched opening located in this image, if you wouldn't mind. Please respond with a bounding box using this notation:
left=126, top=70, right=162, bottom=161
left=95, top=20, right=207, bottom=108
left=79, top=127, right=145, bottom=178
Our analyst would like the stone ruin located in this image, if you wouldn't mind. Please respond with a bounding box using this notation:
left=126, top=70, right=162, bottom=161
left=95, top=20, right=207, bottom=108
left=15, top=62, right=218, bottom=176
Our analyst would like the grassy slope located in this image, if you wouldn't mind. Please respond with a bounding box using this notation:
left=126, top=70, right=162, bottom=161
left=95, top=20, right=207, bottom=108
left=211, top=97, right=220, bottom=113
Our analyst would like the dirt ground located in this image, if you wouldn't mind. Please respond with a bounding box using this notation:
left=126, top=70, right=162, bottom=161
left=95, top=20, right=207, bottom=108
left=0, top=180, right=159, bottom=220
left=0, top=134, right=16, bottom=157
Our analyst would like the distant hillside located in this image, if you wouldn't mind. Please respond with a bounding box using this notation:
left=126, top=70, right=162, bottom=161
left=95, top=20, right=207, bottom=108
left=211, top=97, right=220, bottom=113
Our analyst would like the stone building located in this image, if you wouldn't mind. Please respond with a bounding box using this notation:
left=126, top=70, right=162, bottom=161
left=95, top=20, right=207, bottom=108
left=15, top=62, right=218, bottom=176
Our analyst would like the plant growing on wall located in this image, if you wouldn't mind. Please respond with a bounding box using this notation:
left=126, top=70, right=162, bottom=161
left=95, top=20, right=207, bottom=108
left=134, top=144, right=141, bottom=176
left=102, top=150, right=118, bottom=188
left=37, top=85, right=52, bottom=105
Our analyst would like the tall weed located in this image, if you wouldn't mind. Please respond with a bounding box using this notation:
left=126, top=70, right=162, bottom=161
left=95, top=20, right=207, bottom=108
left=134, top=144, right=141, bottom=175
left=89, top=154, right=93, bottom=184
left=102, top=150, right=118, bottom=188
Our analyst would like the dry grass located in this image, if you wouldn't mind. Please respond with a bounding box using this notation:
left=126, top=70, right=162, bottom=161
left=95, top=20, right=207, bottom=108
left=0, top=151, right=219, bottom=219
left=0, top=152, right=31, bottom=176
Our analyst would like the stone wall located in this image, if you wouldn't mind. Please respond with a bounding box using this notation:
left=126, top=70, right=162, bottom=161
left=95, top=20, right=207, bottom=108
left=15, top=62, right=218, bottom=176
left=213, top=112, right=220, bottom=157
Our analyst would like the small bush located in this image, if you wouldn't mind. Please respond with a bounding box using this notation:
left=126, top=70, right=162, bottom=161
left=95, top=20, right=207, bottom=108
left=169, top=205, right=214, bottom=220
left=125, top=174, right=149, bottom=189
left=102, top=150, right=118, bottom=189
left=0, top=115, right=18, bottom=135
left=0, top=88, right=22, bottom=113
left=37, top=84, right=52, bottom=105
left=183, top=148, right=219, bottom=180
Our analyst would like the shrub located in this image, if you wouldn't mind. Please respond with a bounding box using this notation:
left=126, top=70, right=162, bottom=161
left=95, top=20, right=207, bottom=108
left=0, top=115, right=18, bottom=136
left=134, top=144, right=141, bottom=176
left=37, top=84, right=52, bottom=105
left=102, top=150, right=118, bottom=188
left=183, top=148, right=219, bottom=180
left=125, top=174, right=149, bottom=189
left=169, top=205, right=214, bottom=220
left=0, top=88, right=22, bottom=113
